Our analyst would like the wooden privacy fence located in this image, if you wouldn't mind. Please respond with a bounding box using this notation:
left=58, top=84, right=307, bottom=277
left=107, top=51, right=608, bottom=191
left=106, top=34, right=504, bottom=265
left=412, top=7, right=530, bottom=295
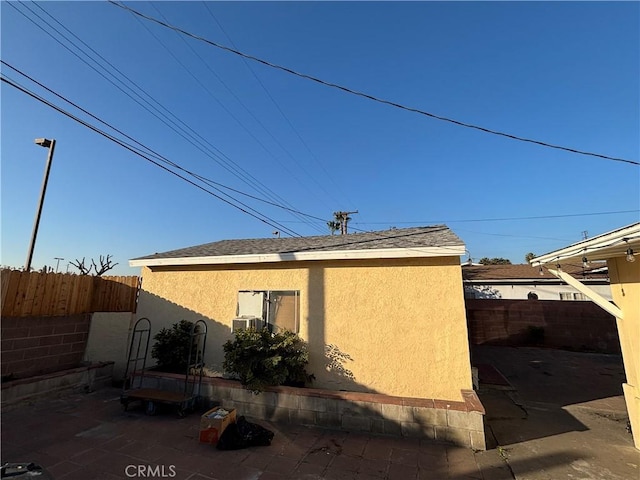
left=1, top=270, right=140, bottom=317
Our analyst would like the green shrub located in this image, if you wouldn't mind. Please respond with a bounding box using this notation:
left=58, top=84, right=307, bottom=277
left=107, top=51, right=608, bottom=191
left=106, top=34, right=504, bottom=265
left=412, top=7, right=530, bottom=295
left=223, top=328, right=314, bottom=393
left=151, top=320, right=194, bottom=373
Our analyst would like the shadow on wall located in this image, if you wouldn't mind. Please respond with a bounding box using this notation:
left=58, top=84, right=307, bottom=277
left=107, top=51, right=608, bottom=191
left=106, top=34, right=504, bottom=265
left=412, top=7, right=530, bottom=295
left=134, top=289, right=232, bottom=373
left=306, top=266, right=373, bottom=394
left=135, top=288, right=364, bottom=393
left=137, top=282, right=425, bottom=442
left=325, top=344, right=356, bottom=383
left=465, top=285, right=502, bottom=299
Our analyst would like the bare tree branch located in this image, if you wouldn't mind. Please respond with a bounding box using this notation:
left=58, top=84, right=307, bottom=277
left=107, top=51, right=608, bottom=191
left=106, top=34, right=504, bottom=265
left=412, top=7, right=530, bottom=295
left=92, top=254, right=118, bottom=276
left=70, top=257, right=92, bottom=275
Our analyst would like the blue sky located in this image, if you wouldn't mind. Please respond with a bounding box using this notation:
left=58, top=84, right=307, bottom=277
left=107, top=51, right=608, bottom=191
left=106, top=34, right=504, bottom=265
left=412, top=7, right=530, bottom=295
left=2, top=1, right=639, bottom=276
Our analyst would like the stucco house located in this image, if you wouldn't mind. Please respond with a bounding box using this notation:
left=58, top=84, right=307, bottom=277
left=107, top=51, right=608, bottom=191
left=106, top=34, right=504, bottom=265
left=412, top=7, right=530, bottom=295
left=530, top=222, right=639, bottom=450
left=462, top=263, right=611, bottom=301
left=129, top=225, right=473, bottom=403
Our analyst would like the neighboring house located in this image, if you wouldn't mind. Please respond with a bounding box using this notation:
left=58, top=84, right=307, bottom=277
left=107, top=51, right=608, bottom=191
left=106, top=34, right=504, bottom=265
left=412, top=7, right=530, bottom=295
left=462, top=263, right=612, bottom=301
left=130, top=225, right=473, bottom=403
left=530, top=222, right=639, bottom=450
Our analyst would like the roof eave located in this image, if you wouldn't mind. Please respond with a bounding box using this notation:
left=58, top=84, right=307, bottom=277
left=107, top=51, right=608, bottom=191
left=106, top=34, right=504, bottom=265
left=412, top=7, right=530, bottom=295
left=463, top=278, right=608, bottom=284
left=530, top=223, right=640, bottom=266
left=129, top=245, right=466, bottom=268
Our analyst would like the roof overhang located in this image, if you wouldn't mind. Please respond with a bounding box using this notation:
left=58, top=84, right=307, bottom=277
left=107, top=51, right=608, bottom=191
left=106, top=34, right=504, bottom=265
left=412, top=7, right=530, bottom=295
left=529, top=223, right=639, bottom=319
left=129, top=245, right=467, bottom=268
left=530, top=223, right=640, bottom=266
left=463, top=278, right=608, bottom=285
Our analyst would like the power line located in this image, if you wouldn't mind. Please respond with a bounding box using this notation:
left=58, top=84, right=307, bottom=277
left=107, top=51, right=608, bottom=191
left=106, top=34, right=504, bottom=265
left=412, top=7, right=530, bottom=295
left=13, top=2, right=324, bottom=234
left=350, top=210, right=640, bottom=225
left=150, top=3, right=338, bottom=216
left=4, top=76, right=466, bottom=255
left=1, top=72, right=306, bottom=238
left=2, top=66, right=611, bottom=254
left=131, top=4, right=326, bottom=234
left=347, top=224, right=573, bottom=244
left=22, top=2, right=309, bottom=220
left=276, top=209, right=639, bottom=226
left=1, top=60, right=330, bottom=228
left=344, top=224, right=582, bottom=262
left=342, top=210, right=640, bottom=249
left=451, top=228, right=574, bottom=243
left=200, top=1, right=354, bottom=208
left=109, top=1, right=639, bottom=167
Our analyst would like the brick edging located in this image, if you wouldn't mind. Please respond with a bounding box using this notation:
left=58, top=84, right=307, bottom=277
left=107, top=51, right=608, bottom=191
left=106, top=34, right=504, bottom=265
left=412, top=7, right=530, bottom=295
left=140, top=371, right=484, bottom=414
left=137, top=370, right=486, bottom=449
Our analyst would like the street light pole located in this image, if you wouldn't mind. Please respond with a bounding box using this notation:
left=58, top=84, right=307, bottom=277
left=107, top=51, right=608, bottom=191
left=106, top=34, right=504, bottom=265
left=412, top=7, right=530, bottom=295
left=54, top=257, right=64, bottom=273
left=25, top=138, right=56, bottom=272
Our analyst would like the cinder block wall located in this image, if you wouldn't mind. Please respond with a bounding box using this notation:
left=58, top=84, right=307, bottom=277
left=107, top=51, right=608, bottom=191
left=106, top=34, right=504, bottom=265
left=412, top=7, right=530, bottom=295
left=1, top=314, right=91, bottom=380
left=136, top=372, right=486, bottom=450
left=465, top=299, right=619, bottom=353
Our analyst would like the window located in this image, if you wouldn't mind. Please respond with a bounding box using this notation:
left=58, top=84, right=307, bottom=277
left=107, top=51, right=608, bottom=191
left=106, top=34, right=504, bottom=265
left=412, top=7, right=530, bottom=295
left=237, top=290, right=300, bottom=333
left=559, top=292, right=588, bottom=301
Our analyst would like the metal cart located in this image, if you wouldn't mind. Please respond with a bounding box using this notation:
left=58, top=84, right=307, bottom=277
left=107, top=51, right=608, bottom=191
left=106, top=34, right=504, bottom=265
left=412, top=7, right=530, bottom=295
left=120, top=317, right=207, bottom=417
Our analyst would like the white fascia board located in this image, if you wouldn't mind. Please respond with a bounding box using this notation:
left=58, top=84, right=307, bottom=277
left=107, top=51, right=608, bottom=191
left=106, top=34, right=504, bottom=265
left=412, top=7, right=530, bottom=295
left=548, top=268, right=623, bottom=318
left=530, top=223, right=640, bottom=266
left=129, top=245, right=466, bottom=268
left=463, top=278, right=608, bottom=285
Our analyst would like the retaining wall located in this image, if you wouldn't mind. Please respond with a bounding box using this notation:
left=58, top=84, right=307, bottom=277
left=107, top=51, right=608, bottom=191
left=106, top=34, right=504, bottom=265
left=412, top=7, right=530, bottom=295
left=138, top=372, right=486, bottom=450
left=1, top=361, right=114, bottom=407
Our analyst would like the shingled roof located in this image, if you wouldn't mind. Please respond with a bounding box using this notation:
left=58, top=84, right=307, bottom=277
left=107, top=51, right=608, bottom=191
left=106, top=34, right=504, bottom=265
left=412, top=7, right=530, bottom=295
left=462, top=262, right=609, bottom=282
left=130, top=225, right=465, bottom=267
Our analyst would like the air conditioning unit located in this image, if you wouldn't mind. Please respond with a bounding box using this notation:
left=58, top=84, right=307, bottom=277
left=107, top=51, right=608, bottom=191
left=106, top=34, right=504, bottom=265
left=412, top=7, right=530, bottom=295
left=231, top=316, right=266, bottom=333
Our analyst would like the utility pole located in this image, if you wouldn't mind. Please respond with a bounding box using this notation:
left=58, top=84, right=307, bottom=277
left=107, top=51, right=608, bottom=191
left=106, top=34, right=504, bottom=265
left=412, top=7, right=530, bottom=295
left=336, top=210, right=358, bottom=235
left=54, top=257, right=64, bottom=273
left=25, top=138, right=56, bottom=272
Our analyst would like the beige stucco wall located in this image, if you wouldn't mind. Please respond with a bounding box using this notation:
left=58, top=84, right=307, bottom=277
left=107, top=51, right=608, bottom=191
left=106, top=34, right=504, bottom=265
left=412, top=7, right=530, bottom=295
left=84, top=312, right=134, bottom=381
left=608, top=257, right=640, bottom=449
left=135, top=256, right=472, bottom=401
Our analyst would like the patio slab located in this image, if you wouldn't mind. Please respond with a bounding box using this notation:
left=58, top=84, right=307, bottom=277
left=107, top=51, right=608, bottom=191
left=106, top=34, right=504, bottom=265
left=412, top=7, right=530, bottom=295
left=1, top=387, right=488, bottom=480
left=473, top=345, right=639, bottom=480
left=3, top=346, right=638, bottom=479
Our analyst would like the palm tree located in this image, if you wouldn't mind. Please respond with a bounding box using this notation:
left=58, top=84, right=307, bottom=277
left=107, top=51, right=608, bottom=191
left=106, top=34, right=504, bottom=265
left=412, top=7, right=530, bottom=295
left=327, top=219, right=341, bottom=235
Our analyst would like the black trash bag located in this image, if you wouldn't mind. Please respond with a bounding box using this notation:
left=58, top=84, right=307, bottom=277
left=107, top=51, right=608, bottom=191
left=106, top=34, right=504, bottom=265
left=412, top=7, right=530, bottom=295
left=1, top=463, right=53, bottom=479
left=216, top=416, right=274, bottom=450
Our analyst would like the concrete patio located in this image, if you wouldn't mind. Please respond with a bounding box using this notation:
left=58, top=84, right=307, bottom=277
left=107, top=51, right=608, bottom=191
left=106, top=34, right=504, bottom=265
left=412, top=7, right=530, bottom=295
left=473, top=345, right=639, bottom=480
left=2, top=346, right=638, bottom=479
left=1, top=387, right=497, bottom=480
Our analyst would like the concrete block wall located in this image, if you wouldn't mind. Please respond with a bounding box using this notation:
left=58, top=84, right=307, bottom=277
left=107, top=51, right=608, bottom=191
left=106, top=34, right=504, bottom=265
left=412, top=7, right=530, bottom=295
left=1, top=314, right=91, bottom=380
left=466, top=299, right=619, bottom=353
left=138, top=372, right=486, bottom=450
left=1, top=361, right=114, bottom=407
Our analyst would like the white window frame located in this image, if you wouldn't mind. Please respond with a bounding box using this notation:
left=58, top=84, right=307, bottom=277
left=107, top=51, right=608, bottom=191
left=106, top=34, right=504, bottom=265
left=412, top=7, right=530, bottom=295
left=237, top=290, right=300, bottom=333
left=559, top=292, right=588, bottom=301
